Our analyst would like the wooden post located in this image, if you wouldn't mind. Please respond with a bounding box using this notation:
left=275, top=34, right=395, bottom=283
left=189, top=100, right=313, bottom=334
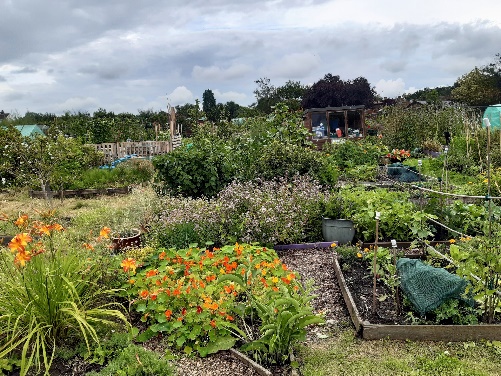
left=372, top=211, right=380, bottom=313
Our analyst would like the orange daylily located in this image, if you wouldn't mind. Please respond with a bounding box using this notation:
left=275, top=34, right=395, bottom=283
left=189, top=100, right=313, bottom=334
left=8, top=233, right=32, bottom=252
left=14, top=250, right=31, bottom=267
left=14, top=215, right=29, bottom=228
left=83, top=243, right=95, bottom=251
left=99, top=226, right=111, bottom=239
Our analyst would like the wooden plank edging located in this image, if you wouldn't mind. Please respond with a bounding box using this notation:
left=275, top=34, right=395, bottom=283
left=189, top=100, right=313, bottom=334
left=332, top=256, right=363, bottom=332
left=229, top=348, right=272, bottom=376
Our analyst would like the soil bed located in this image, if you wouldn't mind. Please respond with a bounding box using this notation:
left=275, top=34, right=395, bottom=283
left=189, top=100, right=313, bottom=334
left=335, top=256, right=501, bottom=341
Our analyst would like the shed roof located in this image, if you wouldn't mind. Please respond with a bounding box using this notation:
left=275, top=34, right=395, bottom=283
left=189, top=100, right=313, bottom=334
left=14, top=124, right=45, bottom=137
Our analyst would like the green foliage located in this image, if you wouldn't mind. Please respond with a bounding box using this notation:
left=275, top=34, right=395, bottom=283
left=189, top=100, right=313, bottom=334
left=240, top=282, right=323, bottom=366
left=322, top=136, right=388, bottom=170
left=11, top=133, right=103, bottom=190
left=152, top=136, right=234, bottom=198
left=86, top=343, right=173, bottom=376
left=432, top=299, right=479, bottom=325
left=252, top=140, right=325, bottom=181
left=0, top=215, right=129, bottom=376
left=449, top=232, right=501, bottom=323
left=377, top=104, right=475, bottom=151
left=153, top=103, right=321, bottom=198
left=119, top=243, right=320, bottom=361
left=340, top=187, right=435, bottom=242
left=253, top=78, right=307, bottom=114
left=452, top=67, right=501, bottom=106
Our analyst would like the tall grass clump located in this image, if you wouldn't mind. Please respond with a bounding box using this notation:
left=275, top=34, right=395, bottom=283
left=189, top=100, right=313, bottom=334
left=0, top=213, right=129, bottom=376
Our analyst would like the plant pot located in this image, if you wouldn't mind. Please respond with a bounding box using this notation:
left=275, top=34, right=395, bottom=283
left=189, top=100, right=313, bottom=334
left=322, top=218, right=355, bottom=245
left=111, top=228, right=142, bottom=251
left=0, top=235, right=14, bottom=246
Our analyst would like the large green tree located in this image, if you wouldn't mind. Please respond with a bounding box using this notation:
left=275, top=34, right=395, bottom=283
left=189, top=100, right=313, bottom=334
left=253, top=78, right=308, bottom=114
left=202, top=89, right=219, bottom=122
left=452, top=54, right=501, bottom=106
left=301, top=74, right=376, bottom=109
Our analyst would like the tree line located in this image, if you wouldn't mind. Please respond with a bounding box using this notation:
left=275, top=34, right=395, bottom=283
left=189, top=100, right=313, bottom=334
left=2, top=53, right=500, bottom=143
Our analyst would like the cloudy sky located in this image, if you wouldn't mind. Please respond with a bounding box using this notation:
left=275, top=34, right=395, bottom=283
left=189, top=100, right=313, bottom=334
left=1, top=0, right=500, bottom=116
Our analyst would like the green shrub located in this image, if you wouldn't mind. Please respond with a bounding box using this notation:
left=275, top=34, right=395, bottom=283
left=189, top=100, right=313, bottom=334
left=323, top=136, right=388, bottom=170
left=153, top=137, right=235, bottom=198
left=252, top=140, right=325, bottom=181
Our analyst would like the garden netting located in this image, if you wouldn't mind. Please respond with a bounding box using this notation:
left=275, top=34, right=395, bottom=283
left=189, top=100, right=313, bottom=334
left=386, top=163, right=421, bottom=182
left=396, top=258, right=473, bottom=315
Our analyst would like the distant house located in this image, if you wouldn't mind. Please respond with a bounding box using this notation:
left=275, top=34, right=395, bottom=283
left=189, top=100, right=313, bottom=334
left=303, top=106, right=367, bottom=149
left=0, top=110, right=9, bottom=120
left=14, top=124, right=46, bottom=137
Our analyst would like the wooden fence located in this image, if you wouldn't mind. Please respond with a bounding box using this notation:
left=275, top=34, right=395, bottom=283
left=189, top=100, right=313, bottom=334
left=91, top=135, right=182, bottom=163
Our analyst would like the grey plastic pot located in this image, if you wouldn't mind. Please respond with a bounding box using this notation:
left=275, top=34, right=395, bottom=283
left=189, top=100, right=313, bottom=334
left=322, top=218, right=355, bottom=244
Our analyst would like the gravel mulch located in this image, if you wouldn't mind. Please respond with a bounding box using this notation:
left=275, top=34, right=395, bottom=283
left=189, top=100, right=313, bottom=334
left=171, top=247, right=352, bottom=375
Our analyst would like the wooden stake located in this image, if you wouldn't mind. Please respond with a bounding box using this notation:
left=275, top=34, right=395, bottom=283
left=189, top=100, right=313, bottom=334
left=372, top=212, right=380, bottom=313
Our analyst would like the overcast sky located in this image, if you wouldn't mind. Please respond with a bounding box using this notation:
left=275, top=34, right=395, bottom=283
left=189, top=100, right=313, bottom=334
left=1, top=0, right=500, bottom=116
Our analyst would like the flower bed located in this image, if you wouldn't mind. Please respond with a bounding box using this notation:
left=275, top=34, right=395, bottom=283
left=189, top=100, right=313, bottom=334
left=119, top=243, right=323, bottom=368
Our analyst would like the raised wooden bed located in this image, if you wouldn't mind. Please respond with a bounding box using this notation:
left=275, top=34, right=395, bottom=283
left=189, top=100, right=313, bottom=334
left=333, top=255, right=501, bottom=341
left=29, top=186, right=130, bottom=199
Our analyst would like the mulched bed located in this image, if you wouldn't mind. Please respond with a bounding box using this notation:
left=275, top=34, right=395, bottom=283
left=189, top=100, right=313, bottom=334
left=166, top=247, right=352, bottom=375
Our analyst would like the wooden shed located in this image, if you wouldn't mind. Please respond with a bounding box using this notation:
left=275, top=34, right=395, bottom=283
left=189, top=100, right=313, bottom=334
left=303, top=106, right=366, bottom=148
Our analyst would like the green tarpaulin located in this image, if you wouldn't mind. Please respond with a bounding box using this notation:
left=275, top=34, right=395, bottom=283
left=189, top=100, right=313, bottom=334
left=483, top=104, right=501, bottom=129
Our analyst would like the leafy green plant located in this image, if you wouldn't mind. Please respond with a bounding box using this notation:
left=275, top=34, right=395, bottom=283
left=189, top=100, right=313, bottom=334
left=86, top=344, right=174, bottom=376
left=449, top=232, right=501, bottom=323
left=0, top=214, right=129, bottom=376
left=119, top=243, right=321, bottom=362
left=322, top=136, right=388, bottom=170
left=239, top=282, right=323, bottom=366
left=340, top=187, right=435, bottom=241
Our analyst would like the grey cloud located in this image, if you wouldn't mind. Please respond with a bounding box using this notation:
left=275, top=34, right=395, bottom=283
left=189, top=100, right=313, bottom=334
left=12, top=67, right=38, bottom=74
left=0, top=76, right=6, bottom=82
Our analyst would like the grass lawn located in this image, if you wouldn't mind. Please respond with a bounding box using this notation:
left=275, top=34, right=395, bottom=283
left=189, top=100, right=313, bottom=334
left=297, top=329, right=501, bottom=376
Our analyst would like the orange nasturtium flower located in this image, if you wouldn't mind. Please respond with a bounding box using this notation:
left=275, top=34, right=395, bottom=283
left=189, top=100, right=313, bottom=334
left=8, top=233, right=32, bottom=252
left=121, top=258, right=137, bottom=273
left=165, top=309, right=172, bottom=320
left=210, top=319, right=217, bottom=328
left=145, top=269, right=158, bottom=278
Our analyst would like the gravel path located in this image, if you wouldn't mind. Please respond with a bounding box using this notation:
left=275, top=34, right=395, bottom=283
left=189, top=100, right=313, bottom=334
left=170, top=247, right=351, bottom=375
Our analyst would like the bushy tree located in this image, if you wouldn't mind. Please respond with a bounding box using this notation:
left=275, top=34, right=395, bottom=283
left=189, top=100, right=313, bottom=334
left=301, top=74, right=376, bottom=109
left=253, top=78, right=308, bottom=114
left=451, top=67, right=501, bottom=106
left=451, top=54, right=501, bottom=106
